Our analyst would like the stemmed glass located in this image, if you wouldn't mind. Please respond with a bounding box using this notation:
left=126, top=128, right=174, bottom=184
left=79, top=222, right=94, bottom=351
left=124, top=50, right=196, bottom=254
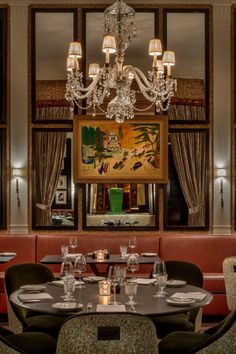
left=125, top=280, right=138, bottom=306
left=74, top=255, right=86, bottom=288
left=69, top=236, right=78, bottom=254
left=152, top=261, right=168, bottom=298
left=128, top=236, right=137, bottom=254
left=108, top=266, right=121, bottom=305
left=60, top=261, right=74, bottom=299
left=127, top=254, right=139, bottom=280
left=115, top=266, right=127, bottom=286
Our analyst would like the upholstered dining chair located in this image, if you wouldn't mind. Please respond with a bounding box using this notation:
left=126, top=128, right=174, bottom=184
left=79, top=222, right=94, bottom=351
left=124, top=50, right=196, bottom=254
left=5, top=263, right=67, bottom=337
left=56, top=312, right=158, bottom=354
left=158, top=309, right=236, bottom=354
left=150, top=260, right=204, bottom=338
left=222, top=257, right=236, bottom=311
left=0, top=325, right=56, bottom=354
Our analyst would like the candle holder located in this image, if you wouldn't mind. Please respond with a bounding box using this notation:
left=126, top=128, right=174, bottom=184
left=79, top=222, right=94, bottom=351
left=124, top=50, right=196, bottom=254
left=99, top=280, right=111, bottom=296
left=96, top=250, right=105, bottom=261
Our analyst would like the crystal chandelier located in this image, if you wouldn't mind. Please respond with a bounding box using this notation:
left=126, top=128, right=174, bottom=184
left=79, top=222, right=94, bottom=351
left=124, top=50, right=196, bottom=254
left=65, top=0, right=177, bottom=123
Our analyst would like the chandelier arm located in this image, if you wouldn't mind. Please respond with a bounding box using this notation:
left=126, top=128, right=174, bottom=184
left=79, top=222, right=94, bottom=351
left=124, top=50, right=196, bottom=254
left=133, top=102, right=155, bottom=112
left=125, top=66, right=151, bottom=88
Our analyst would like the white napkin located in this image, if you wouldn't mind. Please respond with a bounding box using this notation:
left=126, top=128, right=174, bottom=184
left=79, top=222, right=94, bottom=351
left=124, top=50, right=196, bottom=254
left=83, top=276, right=106, bottom=282
left=65, top=253, right=82, bottom=261
left=140, top=253, right=157, bottom=257
left=171, top=292, right=206, bottom=302
left=18, top=292, right=53, bottom=302
left=135, top=278, right=156, bottom=285
left=96, top=304, right=126, bottom=312
left=49, top=280, right=81, bottom=287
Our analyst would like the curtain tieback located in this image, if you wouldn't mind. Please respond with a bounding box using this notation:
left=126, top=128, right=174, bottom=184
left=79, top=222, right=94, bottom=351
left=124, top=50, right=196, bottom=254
left=189, top=204, right=204, bottom=215
left=36, top=203, right=51, bottom=211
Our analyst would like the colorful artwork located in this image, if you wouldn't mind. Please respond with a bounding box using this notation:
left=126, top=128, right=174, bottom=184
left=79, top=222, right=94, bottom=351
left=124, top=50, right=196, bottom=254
left=74, top=116, right=168, bottom=183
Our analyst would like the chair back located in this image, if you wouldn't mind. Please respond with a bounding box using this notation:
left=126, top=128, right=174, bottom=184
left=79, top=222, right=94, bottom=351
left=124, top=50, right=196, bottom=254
left=56, top=312, right=158, bottom=354
left=193, top=310, right=236, bottom=353
left=0, top=334, right=25, bottom=354
left=223, top=257, right=236, bottom=311
left=5, top=263, right=55, bottom=332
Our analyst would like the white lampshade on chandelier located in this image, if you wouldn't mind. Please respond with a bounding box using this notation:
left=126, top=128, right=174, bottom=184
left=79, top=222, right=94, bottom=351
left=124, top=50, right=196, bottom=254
left=65, top=0, right=177, bottom=123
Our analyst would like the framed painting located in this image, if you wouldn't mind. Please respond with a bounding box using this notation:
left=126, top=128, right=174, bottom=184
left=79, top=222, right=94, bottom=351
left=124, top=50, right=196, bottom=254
left=73, top=116, right=168, bottom=183
left=55, top=190, right=67, bottom=205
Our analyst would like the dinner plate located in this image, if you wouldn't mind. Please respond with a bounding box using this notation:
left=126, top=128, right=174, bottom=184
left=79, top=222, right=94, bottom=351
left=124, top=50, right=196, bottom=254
left=52, top=302, right=83, bottom=311
left=20, top=285, right=46, bottom=292
left=166, top=280, right=187, bottom=287
left=0, top=252, right=16, bottom=257
left=166, top=298, right=196, bottom=307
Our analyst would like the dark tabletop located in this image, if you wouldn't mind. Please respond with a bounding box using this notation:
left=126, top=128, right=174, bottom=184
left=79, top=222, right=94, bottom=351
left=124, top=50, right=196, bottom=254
left=10, top=282, right=212, bottom=317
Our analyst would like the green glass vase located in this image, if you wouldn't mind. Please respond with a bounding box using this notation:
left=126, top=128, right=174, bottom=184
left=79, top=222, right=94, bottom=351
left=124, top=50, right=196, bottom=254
left=108, top=187, right=123, bottom=213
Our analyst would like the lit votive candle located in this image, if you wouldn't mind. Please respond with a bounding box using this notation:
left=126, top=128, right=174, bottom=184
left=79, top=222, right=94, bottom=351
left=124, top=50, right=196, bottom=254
left=99, top=280, right=111, bottom=296
left=96, top=250, right=105, bottom=261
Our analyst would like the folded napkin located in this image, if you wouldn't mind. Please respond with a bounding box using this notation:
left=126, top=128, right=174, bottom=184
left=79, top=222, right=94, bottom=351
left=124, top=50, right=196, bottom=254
left=96, top=304, right=126, bottom=312
left=49, top=280, right=81, bottom=287
left=0, top=252, right=16, bottom=257
left=135, top=278, right=156, bottom=285
left=18, top=292, right=53, bottom=303
left=65, top=253, right=82, bottom=261
left=171, top=292, right=206, bottom=302
left=83, top=276, right=106, bottom=283
left=140, top=253, right=157, bottom=257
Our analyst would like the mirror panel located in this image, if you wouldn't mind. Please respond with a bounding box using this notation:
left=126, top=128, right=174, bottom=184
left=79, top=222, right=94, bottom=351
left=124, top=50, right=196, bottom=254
left=32, top=9, right=76, bottom=122
left=83, top=183, right=158, bottom=230
left=165, top=10, right=208, bottom=122
left=32, top=130, right=78, bottom=229
left=0, top=129, right=6, bottom=229
left=0, top=9, right=7, bottom=122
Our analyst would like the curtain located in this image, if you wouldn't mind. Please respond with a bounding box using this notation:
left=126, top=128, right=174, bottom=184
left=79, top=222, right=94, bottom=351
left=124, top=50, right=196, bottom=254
left=168, top=104, right=205, bottom=121
left=35, top=131, right=66, bottom=226
left=170, top=131, right=207, bottom=226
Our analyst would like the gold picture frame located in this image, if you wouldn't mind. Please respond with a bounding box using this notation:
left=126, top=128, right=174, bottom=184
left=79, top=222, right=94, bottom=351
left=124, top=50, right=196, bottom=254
left=73, top=115, right=168, bottom=183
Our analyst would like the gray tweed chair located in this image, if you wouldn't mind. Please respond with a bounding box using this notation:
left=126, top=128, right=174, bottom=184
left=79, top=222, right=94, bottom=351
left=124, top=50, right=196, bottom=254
left=56, top=312, right=158, bottom=354
left=0, top=325, right=56, bottom=354
left=5, top=263, right=67, bottom=337
left=222, top=257, right=236, bottom=311
left=158, top=309, right=236, bottom=354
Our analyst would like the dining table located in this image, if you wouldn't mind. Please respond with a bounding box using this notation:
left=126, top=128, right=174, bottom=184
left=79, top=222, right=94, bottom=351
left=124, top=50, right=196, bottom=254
left=10, top=280, right=212, bottom=318
left=40, top=253, right=160, bottom=276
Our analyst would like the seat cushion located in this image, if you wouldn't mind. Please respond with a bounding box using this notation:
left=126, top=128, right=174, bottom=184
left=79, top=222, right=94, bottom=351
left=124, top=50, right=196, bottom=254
left=7, top=332, right=56, bottom=354
left=25, top=314, right=67, bottom=338
left=158, top=332, right=211, bottom=354
left=151, top=313, right=194, bottom=338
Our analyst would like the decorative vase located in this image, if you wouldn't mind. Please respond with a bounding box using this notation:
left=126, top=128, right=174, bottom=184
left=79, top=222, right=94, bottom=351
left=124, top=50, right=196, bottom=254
left=108, top=187, right=123, bottom=213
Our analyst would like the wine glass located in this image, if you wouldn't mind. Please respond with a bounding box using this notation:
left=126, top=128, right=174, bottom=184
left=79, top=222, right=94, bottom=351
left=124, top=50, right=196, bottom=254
left=74, top=255, right=86, bottom=288
left=69, top=236, right=78, bottom=254
left=125, top=280, right=138, bottom=306
left=108, top=266, right=121, bottom=305
left=127, top=254, right=139, bottom=280
left=61, top=245, right=69, bottom=259
left=115, top=266, right=127, bottom=286
left=128, top=236, right=137, bottom=254
left=152, top=261, right=168, bottom=298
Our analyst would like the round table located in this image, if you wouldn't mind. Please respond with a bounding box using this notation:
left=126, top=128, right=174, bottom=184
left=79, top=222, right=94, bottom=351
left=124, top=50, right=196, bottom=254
left=10, top=282, right=212, bottom=317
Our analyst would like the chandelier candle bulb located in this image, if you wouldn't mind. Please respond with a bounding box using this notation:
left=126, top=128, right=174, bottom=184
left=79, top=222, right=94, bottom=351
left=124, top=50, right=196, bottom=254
left=67, top=57, right=79, bottom=72
left=89, top=63, right=100, bottom=78
left=162, top=51, right=175, bottom=76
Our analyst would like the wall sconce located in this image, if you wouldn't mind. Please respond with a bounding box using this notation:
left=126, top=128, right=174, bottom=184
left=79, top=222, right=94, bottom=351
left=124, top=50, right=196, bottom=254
left=12, top=168, right=22, bottom=207
left=216, top=168, right=227, bottom=208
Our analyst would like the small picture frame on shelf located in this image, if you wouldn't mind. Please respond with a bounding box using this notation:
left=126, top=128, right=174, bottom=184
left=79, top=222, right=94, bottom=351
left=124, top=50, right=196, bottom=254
left=57, top=175, right=67, bottom=189
left=55, top=190, right=67, bottom=205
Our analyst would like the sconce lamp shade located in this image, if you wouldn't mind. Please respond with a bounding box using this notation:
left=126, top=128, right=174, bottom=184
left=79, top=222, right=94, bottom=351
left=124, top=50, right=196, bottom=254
left=102, top=35, right=116, bottom=54
left=149, top=39, right=162, bottom=56
left=67, top=57, right=79, bottom=72
left=216, top=168, right=227, bottom=177
left=68, top=42, right=82, bottom=58
left=12, top=168, right=22, bottom=177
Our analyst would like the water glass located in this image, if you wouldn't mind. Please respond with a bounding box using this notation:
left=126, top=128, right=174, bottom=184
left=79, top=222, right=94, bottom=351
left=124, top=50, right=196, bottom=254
left=108, top=266, right=121, bottom=305
left=120, top=245, right=127, bottom=258
left=153, top=261, right=168, bottom=298
left=61, top=245, right=69, bottom=258
left=125, top=280, right=138, bottom=305
left=60, top=261, right=74, bottom=279
left=63, top=274, right=75, bottom=301
left=115, top=266, right=126, bottom=286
